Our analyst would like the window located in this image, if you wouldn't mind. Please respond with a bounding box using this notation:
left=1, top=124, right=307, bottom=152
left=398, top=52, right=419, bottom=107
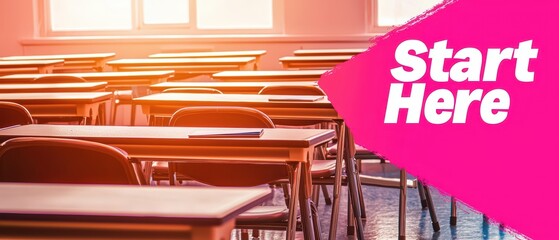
left=43, top=0, right=281, bottom=36
left=371, top=0, right=443, bottom=31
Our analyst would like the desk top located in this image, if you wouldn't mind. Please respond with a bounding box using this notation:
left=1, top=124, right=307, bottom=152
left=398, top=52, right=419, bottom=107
left=0, top=53, right=116, bottom=61
left=0, top=92, right=113, bottom=104
left=0, top=125, right=335, bottom=149
left=150, top=81, right=318, bottom=93
left=279, top=55, right=353, bottom=63
left=212, top=70, right=327, bottom=80
left=134, top=92, right=331, bottom=108
left=107, top=57, right=256, bottom=66
left=0, top=60, right=64, bottom=68
left=0, top=71, right=175, bottom=83
left=149, top=50, right=266, bottom=59
left=293, top=48, right=367, bottom=56
left=0, top=82, right=107, bottom=93
left=0, top=182, right=271, bottom=225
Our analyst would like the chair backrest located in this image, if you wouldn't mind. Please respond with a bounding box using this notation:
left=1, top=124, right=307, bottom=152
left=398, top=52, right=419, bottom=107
left=162, top=88, right=223, bottom=94
left=33, top=75, right=87, bottom=83
left=0, top=102, right=34, bottom=128
left=0, top=137, right=144, bottom=185
left=170, top=106, right=275, bottom=128
left=258, top=85, right=325, bottom=96
left=169, top=106, right=286, bottom=186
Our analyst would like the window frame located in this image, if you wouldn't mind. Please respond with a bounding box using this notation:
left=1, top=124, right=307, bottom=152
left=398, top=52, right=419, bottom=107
left=39, top=0, right=284, bottom=37
left=366, top=0, right=442, bottom=33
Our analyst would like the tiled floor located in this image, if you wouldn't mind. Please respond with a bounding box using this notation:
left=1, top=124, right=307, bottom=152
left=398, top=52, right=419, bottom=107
left=230, top=161, right=526, bottom=240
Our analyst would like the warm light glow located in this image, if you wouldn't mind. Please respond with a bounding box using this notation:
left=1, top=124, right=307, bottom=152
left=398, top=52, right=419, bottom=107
left=197, top=0, right=273, bottom=29
left=377, top=0, right=443, bottom=26
left=50, top=0, right=132, bottom=31
left=143, top=0, right=189, bottom=25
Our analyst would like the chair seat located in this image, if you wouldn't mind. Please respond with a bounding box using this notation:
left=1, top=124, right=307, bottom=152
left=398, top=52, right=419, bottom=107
left=237, top=206, right=289, bottom=224
left=115, top=90, right=133, bottom=101
left=311, top=160, right=336, bottom=178
left=327, top=144, right=379, bottom=158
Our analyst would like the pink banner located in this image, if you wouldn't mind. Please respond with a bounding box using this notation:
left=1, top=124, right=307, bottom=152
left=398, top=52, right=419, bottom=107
left=319, top=0, right=559, bottom=239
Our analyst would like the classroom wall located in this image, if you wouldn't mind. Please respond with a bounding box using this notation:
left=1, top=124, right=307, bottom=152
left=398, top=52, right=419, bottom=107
left=0, top=0, right=377, bottom=70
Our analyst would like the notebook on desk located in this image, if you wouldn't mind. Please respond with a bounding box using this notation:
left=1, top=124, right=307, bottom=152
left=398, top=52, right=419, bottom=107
left=267, top=96, right=324, bottom=102
left=187, top=129, right=264, bottom=138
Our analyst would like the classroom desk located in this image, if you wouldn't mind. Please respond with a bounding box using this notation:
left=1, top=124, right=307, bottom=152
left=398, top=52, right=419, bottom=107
left=0, top=82, right=107, bottom=93
left=0, top=182, right=272, bottom=240
left=0, top=70, right=174, bottom=88
left=0, top=53, right=116, bottom=72
left=107, top=57, right=257, bottom=74
left=279, top=56, right=353, bottom=69
left=149, top=50, right=266, bottom=70
left=293, top=48, right=367, bottom=56
left=133, top=93, right=365, bottom=239
left=0, top=92, right=112, bottom=125
left=213, top=70, right=327, bottom=82
left=150, top=81, right=318, bottom=94
left=0, top=60, right=64, bottom=75
left=0, top=125, right=336, bottom=240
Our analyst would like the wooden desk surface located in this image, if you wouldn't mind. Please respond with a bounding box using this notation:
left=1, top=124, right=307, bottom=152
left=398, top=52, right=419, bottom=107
left=150, top=81, right=318, bottom=93
left=212, top=70, right=327, bottom=81
left=0, top=92, right=113, bottom=104
left=279, top=55, right=353, bottom=63
left=0, top=124, right=335, bottom=153
left=0, top=60, right=64, bottom=68
left=0, top=53, right=116, bottom=61
left=107, top=57, right=256, bottom=66
left=0, top=82, right=107, bottom=93
left=149, top=50, right=267, bottom=59
left=293, top=48, right=367, bottom=56
left=0, top=71, right=175, bottom=84
left=0, top=182, right=271, bottom=225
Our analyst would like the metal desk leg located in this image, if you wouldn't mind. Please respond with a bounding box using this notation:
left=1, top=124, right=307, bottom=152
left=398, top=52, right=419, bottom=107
left=450, top=197, right=457, bottom=226
left=298, top=161, right=318, bottom=240
left=287, top=162, right=301, bottom=240
left=328, top=121, right=345, bottom=240
left=423, top=185, right=441, bottom=232
left=343, top=127, right=365, bottom=239
left=418, top=181, right=428, bottom=209
left=399, top=169, right=407, bottom=240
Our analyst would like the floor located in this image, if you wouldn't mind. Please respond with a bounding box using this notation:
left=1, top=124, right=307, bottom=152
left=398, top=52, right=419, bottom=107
left=228, top=161, right=526, bottom=240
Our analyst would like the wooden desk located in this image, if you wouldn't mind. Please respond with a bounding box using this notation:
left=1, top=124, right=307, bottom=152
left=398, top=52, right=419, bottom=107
left=0, top=71, right=174, bottom=88
left=0, top=92, right=112, bottom=124
left=212, top=70, right=327, bottom=82
left=0, top=82, right=107, bottom=93
left=0, top=182, right=272, bottom=240
left=0, top=125, right=336, bottom=240
left=293, top=48, right=367, bottom=56
left=107, top=57, right=257, bottom=74
left=0, top=53, right=116, bottom=72
left=150, top=81, right=318, bottom=94
left=279, top=56, right=352, bottom=69
left=149, top=50, right=266, bottom=70
left=0, top=60, right=64, bottom=75
left=133, top=92, right=365, bottom=239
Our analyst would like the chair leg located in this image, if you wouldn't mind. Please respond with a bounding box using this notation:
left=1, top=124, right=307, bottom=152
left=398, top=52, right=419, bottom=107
left=111, top=104, right=119, bottom=125
left=240, top=229, right=249, bottom=240
left=252, top=229, right=259, bottom=238
left=450, top=196, right=457, bottom=226
left=423, top=185, right=441, bottom=232
left=398, top=169, right=407, bottom=240
left=321, top=185, right=332, bottom=205
left=312, top=185, right=320, bottom=206
left=282, top=183, right=290, bottom=207
left=417, top=181, right=428, bottom=210
left=311, top=202, right=322, bottom=240
left=328, top=121, right=345, bottom=240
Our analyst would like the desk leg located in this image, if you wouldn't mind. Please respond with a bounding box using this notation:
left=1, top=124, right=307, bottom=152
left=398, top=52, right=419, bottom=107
left=299, top=159, right=318, bottom=240
left=328, top=120, right=345, bottom=240
left=399, top=169, right=407, bottom=240
left=287, top=162, right=301, bottom=240
left=191, top=219, right=235, bottom=240
left=343, top=127, right=365, bottom=240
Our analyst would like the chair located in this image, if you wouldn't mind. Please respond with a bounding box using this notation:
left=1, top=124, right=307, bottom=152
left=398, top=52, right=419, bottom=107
left=32, top=75, right=93, bottom=124
left=0, top=102, right=34, bottom=128
left=165, top=106, right=301, bottom=240
left=0, top=137, right=145, bottom=185
left=258, top=85, right=326, bottom=96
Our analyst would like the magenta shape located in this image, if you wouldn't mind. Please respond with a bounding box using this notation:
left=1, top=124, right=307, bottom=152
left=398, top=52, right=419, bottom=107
left=319, top=0, right=559, bottom=239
